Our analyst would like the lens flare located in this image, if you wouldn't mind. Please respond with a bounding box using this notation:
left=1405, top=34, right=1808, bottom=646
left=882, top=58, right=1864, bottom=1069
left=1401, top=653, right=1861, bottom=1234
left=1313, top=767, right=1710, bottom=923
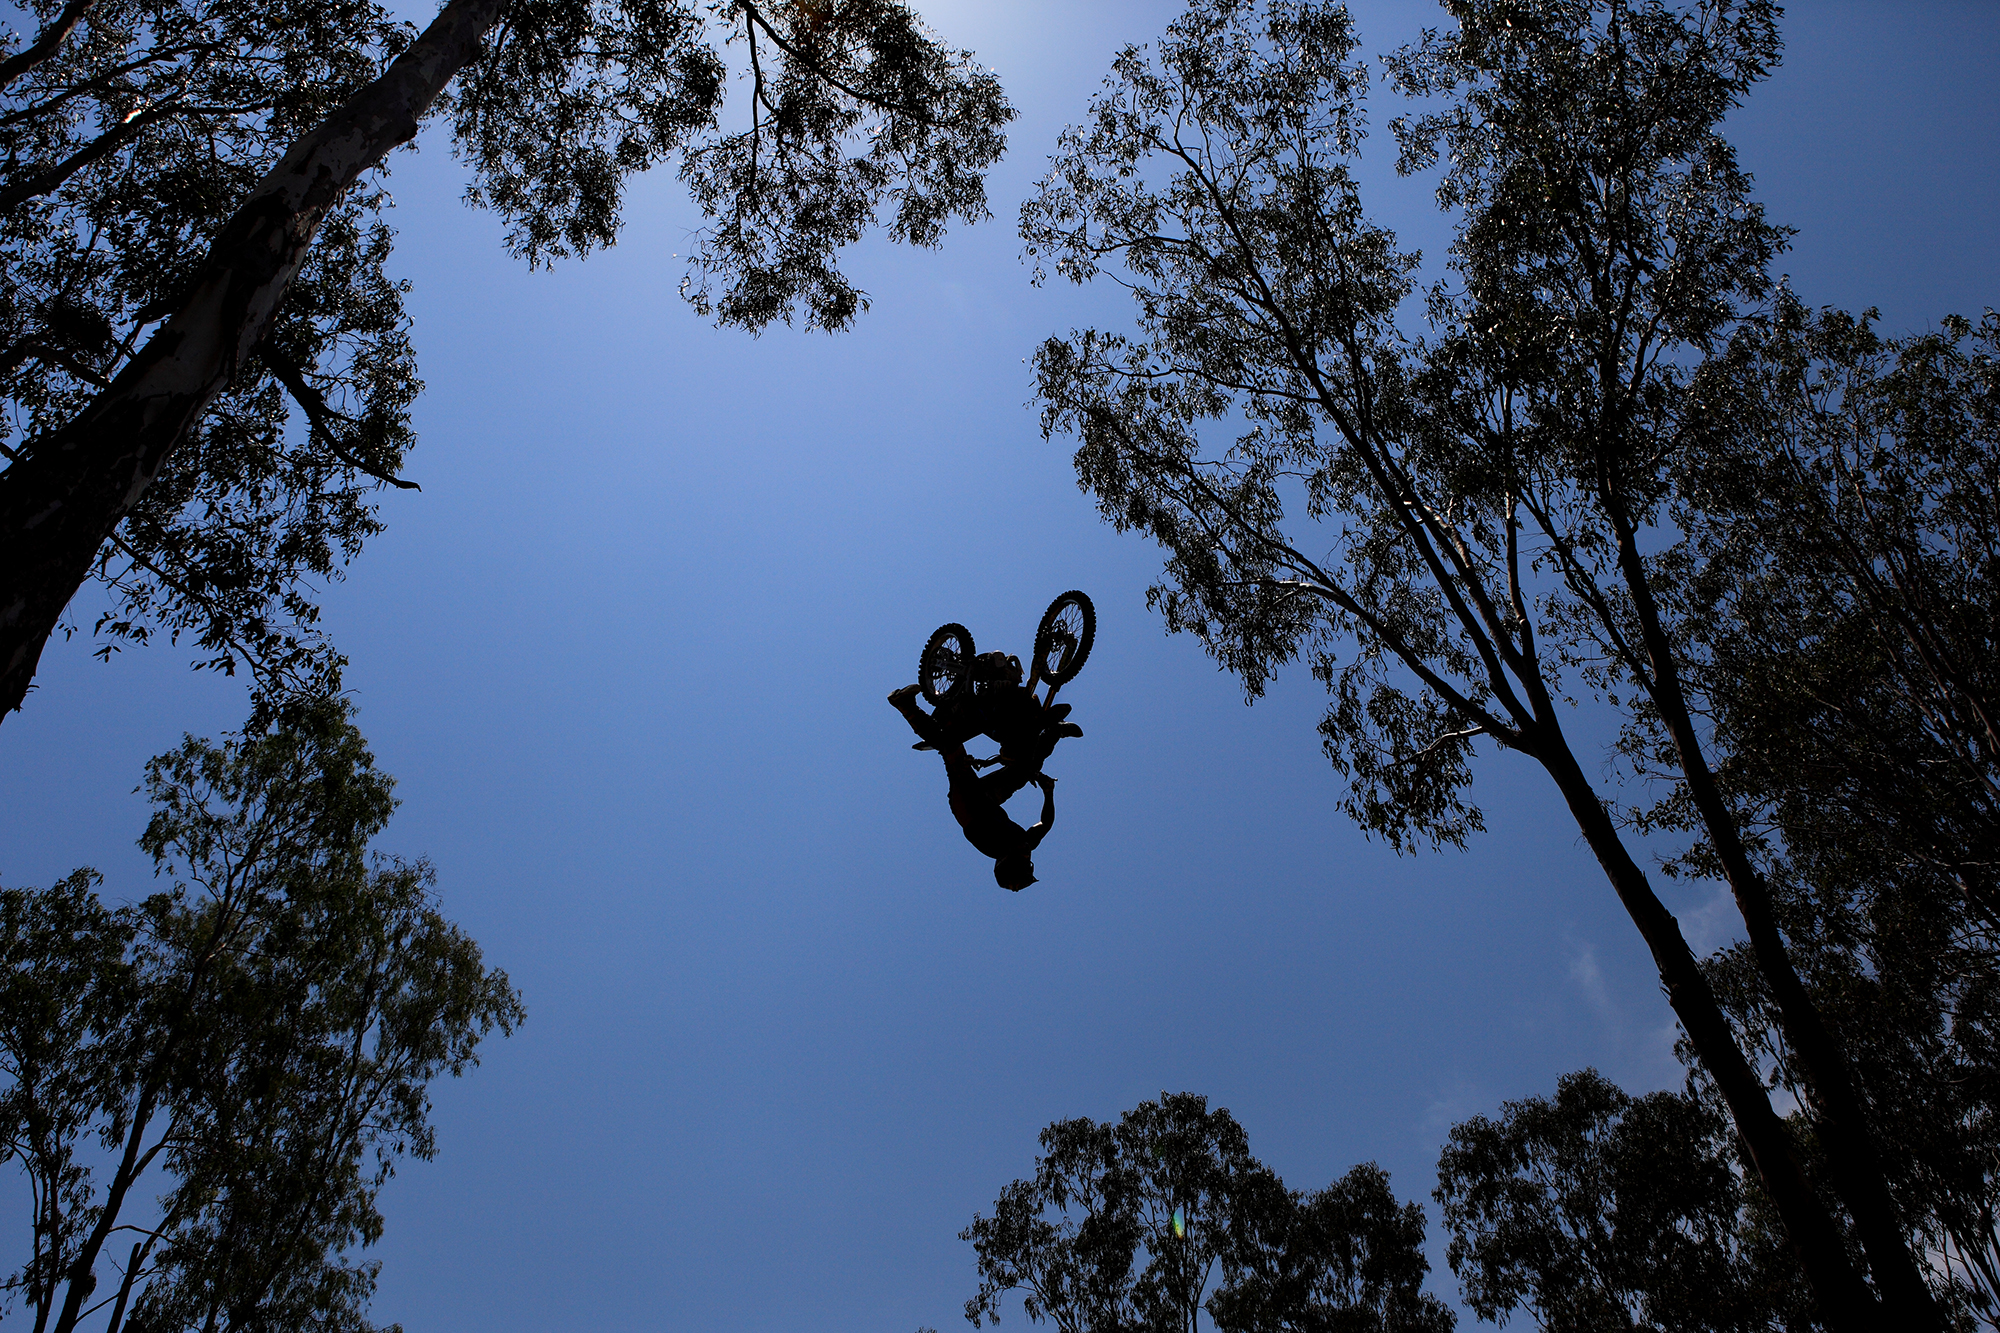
left=1172, top=1207, right=1185, bottom=1237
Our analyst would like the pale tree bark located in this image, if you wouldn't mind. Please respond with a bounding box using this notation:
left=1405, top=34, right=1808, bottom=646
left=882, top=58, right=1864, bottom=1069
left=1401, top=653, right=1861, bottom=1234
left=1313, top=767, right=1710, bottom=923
left=0, top=0, right=510, bottom=718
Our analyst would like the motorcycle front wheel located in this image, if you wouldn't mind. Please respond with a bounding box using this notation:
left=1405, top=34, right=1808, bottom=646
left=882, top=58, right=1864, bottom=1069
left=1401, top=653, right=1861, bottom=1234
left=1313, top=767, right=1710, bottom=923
left=1032, top=591, right=1095, bottom=688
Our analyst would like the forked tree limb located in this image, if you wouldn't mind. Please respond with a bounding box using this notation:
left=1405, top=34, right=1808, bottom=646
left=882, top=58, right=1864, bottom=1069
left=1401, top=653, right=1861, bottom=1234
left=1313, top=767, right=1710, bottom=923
left=1525, top=723, right=1885, bottom=1331
left=260, top=342, right=421, bottom=490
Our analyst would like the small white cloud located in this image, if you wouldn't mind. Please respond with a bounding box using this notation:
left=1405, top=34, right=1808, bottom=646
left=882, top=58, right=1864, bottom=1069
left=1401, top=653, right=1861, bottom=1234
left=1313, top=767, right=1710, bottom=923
left=1569, top=941, right=1618, bottom=1030
left=1420, top=1080, right=1488, bottom=1137
left=1678, top=883, right=1748, bottom=956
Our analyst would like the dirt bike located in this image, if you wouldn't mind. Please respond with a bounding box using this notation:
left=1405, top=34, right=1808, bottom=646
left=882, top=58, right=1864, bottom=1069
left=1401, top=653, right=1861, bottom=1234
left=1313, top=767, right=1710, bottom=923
left=917, top=590, right=1096, bottom=708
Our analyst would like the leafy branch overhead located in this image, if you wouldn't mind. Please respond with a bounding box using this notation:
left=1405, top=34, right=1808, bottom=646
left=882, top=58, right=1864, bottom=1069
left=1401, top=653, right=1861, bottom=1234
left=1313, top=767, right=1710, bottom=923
left=1025, top=0, right=1785, bottom=854
left=1665, top=302, right=2000, bottom=1324
left=0, top=0, right=1012, bottom=713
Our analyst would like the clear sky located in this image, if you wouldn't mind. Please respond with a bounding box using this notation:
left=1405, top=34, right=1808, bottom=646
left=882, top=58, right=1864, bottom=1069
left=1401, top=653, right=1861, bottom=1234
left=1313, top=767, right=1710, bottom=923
left=2, top=2, right=1996, bottom=1329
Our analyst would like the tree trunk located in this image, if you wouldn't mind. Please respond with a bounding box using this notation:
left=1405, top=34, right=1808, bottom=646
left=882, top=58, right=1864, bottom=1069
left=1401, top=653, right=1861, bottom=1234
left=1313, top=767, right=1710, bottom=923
left=1525, top=723, right=1886, bottom=1331
left=102, top=1241, right=143, bottom=1333
left=0, top=0, right=510, bottom=720
left=1608, top=514, right=1944, bottom=1329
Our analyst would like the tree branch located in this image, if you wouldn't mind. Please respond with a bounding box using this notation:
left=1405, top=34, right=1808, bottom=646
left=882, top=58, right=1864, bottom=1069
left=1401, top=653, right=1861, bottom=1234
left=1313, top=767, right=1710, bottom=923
left=0, top=97, right=178, bottom=216
left=0, top=0, right=96, bottom=90
left=258, top=342, right=419, bottom=490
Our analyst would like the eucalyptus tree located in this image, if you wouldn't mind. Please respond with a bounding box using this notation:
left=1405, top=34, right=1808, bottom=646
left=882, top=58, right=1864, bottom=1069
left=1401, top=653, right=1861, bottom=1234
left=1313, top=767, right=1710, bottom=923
left=1022, top=0, right=1938, bottom=1323
left=1672, top=301, right=2000, bottom=952
left=0, top=0, right=1012, bottom=717
left=0, top=697, right=522, bottom=1333
left=1430, top=307, right=2000, bottom=1330
left=961, top=1092, right=1450, bottom=1333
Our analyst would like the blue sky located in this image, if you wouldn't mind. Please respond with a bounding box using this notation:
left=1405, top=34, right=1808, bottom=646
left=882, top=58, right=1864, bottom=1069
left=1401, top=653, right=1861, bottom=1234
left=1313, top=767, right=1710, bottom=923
left=2, top=1, right=1997, bottom=1329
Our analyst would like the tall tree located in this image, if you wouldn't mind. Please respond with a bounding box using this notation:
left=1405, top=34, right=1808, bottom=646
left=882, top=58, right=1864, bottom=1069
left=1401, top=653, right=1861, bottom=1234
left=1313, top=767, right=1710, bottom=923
left=0, top=697, right=523, bottom=1333
left=961, top=1091, right=1451, bottom=1333
left=1431, top=306, right=2000, bottom=1332
left=1021, top=0, right=1937, bottom=1324
left=0, top=0, right=1012, bottom=716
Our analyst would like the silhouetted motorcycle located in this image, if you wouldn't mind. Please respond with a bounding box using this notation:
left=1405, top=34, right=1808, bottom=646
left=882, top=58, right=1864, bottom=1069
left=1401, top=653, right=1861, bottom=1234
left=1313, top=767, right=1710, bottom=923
left=917, top=590, right=1095, bottom=707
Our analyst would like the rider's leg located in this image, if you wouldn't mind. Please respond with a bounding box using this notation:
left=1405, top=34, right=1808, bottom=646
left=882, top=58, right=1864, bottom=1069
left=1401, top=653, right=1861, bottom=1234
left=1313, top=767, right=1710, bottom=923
left=888, top=686, right=945, bottom=748
left=977, top=764, right=1036, bottom=806
left=933, top=693, right=986, bottom=747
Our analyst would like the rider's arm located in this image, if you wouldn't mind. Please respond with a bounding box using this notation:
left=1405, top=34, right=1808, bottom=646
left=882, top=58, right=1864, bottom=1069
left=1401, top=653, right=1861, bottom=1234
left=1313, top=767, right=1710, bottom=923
left=1024, top=776, right=1056, bottom=850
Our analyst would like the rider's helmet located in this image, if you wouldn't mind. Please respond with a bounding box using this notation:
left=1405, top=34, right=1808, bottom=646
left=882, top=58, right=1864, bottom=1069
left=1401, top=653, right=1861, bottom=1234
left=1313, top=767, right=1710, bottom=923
left=994, top=855, right=1037, bottom=891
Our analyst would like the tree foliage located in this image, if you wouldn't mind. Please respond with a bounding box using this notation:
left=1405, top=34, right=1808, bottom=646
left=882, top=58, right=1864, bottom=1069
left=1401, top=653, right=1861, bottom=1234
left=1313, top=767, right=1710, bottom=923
left=0, top=0, right=430, bottom=697
left=0, top=0, right=1011, bottom=710
left=0, top=697, right=522, bottom=1333
left=960, top=1091, right=1452, bottom=1333
left=1023, top=0, right=1944, bottom=1322
left=1434, top=1068, right=1812, bottom=1333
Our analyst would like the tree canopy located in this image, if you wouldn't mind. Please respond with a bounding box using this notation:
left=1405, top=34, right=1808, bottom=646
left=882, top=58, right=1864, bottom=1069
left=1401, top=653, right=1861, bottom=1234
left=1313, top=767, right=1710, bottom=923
left=0, top=0, right=1012, bottom=716
left=961, top=1092, right=1452, bottom=1333
left=1434, top=1068, right=1812, bottom=1332
left=1663, top=301, right=2000, bottom=1323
